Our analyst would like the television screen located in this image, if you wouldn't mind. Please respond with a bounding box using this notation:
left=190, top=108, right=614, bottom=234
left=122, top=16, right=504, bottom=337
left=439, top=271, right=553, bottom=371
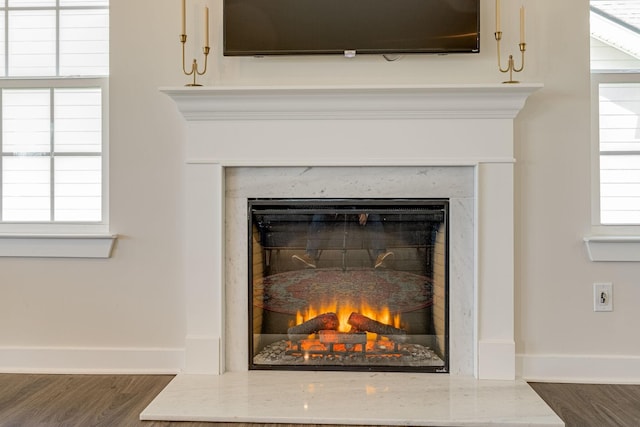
left=224, top=0, right=480, bottom=56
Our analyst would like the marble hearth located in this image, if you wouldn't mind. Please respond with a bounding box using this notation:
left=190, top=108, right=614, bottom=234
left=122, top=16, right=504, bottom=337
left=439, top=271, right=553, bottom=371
left=141, top=84, right=563, bottom=426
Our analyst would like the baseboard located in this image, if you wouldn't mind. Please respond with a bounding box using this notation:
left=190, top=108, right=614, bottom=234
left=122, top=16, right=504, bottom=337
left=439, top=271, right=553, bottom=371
left=0, top=346, right=184, bottom=374
left=6, top=347, right=639, bottom=382
left=517, top=353, right=640, bottom=384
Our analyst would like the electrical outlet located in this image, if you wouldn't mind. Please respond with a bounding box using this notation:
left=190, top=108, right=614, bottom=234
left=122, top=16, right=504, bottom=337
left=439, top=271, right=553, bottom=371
left=594, top=283, right=613, bottom=312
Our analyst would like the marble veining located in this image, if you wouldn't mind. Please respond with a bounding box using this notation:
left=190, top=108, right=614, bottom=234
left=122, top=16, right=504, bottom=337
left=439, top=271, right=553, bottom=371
left=140, top=371, right=564, bottom=426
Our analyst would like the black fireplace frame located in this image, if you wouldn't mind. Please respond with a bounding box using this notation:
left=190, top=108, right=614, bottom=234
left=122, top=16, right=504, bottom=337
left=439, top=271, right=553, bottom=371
left=247, top=198, right=450, bottom=373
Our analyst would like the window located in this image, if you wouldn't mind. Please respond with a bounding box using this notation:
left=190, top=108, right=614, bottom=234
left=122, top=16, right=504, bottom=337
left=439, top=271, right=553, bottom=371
left=586, top=1, right=640, bottom=261
left=0, top=0, right=108, bottom=228
left=596, top=78, right=640, bottom=225
left=590, top=1, right=640, bottom=227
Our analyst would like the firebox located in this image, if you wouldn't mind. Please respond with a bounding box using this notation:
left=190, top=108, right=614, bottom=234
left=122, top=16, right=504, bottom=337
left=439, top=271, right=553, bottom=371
left=248, top=199, right=449, bottom=373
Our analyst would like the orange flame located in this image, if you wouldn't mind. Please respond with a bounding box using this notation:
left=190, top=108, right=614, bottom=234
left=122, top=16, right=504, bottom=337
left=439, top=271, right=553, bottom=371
left=294, top=300, right=401, bottom=333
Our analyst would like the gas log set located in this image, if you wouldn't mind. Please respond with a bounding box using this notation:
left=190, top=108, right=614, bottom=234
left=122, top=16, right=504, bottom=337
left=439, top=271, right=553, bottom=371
left=253, top=312, right=443, bottom=369
left=288, top=312, right=407, bottom=357
left=288, top=312, right=407, bottom=344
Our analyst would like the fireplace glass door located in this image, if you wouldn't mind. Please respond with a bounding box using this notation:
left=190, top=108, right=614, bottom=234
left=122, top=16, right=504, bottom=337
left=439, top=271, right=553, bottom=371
left=249, top=199, right=449, bottom=372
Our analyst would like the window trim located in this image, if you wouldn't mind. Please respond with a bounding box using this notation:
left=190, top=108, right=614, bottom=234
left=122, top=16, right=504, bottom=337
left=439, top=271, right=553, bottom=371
left=0, top=77, right=109, bottom=232
left=0, top=77, right=115, bottom=257
left=0, top=3, right=114, bottom=258
left=0, top=233, right=116, bottom=258
left=586, top=72, right=640, bottom=261
left=584, top=235, right=640, bottom=262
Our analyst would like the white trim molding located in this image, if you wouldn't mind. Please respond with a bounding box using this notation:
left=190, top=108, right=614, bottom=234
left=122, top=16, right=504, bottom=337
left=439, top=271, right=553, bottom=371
left=0, top=346, right=183, bottom=374
left=584, top=235, right=640, bottom=262
left=518, top=353, right=640, bottom=384
left=0, top=234, right=118, bottom=258
left=161, top=83, right=543, bottom=121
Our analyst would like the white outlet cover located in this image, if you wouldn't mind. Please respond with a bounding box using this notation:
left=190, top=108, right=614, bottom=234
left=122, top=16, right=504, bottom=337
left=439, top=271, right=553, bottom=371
left=594, top=282, right=613, bottom=312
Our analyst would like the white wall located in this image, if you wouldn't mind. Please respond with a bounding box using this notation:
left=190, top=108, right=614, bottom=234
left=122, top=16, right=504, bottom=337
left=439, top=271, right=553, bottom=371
left=0, top=1, right=188, bottom=373
left=514, top=1, right=640, bottom=382
left=0, top=0, right=638, bottom=381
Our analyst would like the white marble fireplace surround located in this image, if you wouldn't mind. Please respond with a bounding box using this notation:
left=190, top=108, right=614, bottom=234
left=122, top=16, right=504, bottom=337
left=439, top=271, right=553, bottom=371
left=142, top=84, right=563, bottom=426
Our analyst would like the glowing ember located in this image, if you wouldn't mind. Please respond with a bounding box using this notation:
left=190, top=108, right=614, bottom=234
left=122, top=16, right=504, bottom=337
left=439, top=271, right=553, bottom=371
left=289, top=333, right=399, bottom=355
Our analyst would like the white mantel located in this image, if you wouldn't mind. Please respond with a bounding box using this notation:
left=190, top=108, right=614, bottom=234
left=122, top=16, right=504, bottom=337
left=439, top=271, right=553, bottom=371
left=161, top=83, right=541, bottom=381
left=163, top=84, right=539, bottom=121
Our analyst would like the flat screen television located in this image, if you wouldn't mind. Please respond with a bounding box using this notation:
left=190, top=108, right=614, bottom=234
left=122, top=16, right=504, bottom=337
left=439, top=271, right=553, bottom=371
left=223, top=0, right=480, bottom=56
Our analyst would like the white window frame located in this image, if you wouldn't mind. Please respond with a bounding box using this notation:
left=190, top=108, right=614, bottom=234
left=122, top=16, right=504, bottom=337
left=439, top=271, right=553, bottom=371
left=0, top=2, right=115, bottom=258
left=586, top=71, right=640, bottom=261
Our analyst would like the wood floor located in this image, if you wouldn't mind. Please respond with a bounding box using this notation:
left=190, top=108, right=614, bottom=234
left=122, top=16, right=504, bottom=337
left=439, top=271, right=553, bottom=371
left=1, top=374, right=639, bottom=427
left=529, top=382, right=640, bottom=427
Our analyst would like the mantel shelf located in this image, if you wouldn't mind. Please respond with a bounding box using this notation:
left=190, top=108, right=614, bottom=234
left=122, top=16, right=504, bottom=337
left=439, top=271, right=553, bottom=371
left=161, top=83, right=543, bottom=121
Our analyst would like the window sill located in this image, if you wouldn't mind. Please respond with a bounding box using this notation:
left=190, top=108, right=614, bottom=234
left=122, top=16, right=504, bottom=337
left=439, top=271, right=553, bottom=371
left=0, top=233, right=117, bottom=258
left=584, top=236, right=640, bottom=262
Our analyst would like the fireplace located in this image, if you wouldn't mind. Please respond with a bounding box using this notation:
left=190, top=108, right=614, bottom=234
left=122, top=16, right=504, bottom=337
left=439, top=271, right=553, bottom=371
left=160, top=83, right=542, bottom=380
left=139, top=84, right=564, bottom=425
left=249, top=198, right=449, bottom=372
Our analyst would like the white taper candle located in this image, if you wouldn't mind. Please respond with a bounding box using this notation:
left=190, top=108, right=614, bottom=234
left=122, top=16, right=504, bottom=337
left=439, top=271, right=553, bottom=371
left=182, top=0, right=186, bottom=35
left=520, top=6, right=525, bottom=43
left=205, top=6, right=210, bottom=47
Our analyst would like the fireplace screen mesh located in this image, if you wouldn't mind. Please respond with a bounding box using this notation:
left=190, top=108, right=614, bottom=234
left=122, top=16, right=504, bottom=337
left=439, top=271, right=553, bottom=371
left=249, top=199, right=449, bottom=372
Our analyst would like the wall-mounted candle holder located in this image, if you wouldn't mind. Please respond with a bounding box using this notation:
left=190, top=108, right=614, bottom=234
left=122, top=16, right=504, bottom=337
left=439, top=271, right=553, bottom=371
left=181, top=0, right=210, bottom=87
